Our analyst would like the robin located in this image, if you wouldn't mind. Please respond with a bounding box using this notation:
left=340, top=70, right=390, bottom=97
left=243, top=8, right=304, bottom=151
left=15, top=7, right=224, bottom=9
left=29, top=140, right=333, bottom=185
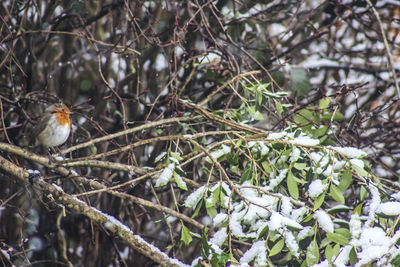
left=33, top=103, right=72, bottom=148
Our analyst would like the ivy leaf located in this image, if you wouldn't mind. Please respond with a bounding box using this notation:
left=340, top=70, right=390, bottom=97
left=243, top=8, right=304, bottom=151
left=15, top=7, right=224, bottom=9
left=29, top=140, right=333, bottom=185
left=192, top=199, right=203, bottom=218
left=206, top=184, right=221, bottom=208
left=206, top=206, right=217, bottom=218
left=181, top=224, right=192, bottom=246
left=247, top=105, right=264, bottom=121
left=274, top=99, right=284, bottom=115
left=240, top=167, right=252, bottom=183
left=200, top=228, right=210, bottom=257
left=174, top=172, right=188, bottom=191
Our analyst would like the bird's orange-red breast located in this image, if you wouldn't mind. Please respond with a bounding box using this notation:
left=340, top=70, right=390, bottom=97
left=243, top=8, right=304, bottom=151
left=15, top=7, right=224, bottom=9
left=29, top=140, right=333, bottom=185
left=33, top=103, right=72, bottom=148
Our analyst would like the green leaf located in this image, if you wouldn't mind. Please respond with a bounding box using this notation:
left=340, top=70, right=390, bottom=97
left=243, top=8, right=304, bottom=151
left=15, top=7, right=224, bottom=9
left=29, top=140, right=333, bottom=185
left=325, top=243, right=340, bottom=263
left=256, top=92, right=263, bottom=107
left=312, top=126, right=328, bottom=138
left=290, top=67, right=310, bottom=97
left=351, top=163, right=369, bottom=178
left=210, top=250, right=230, bottom=267
left=262, top=161, right=272, bottom=173
left=256, top=223, right=269, bottom=239
left=302, top=213, right=314, bottom=223
left=353, top=202, right=364, bottom=215
left=220, top=192, right=227, bottom=209
left=325, top=244, right=334, bottom=263
left=360, top=186, right=368, bottom=201
left=247, top=105, right=264, bottom=121
left=192, top=199, right=203, bottom=218
left=295, top=109, right=313, bottom=127
left=314, top=192, right=325, bottom=210
left=240, top=167, right=252, bottom=183
left=349, top=247, right=358, bottom=265
left=319, top=97, right=331, bottom=110
left=322, top=111, right=345, bottom=122
left=326, top=232, right=349, bottom=246
left=327, top=205, right=350, bottom=213
left=206, top=206, right=217, bottom=218
left=174, top=172, right=188, bottom=190
left=170, top=152, right=183, bottom=161
left=175, top=165, right=186, bottom=176
left=339, top=168, right=352, bottom=191
left=181, top=224, right=192, bottom=246
left=263, top=90, right=288, bottom=99
left=335, top=228, right=351, bottom=239
left=391, top=254, right=400, bottom=266
left=200, top=228, right=210, bottom=257
left=292, top=173, right=307, bottom=184
left=229, top=253, right=239, bottom=264
left=274, top=99, right=284, bottom=115
left=269, top=239, right=285, bottom=257
left=293, top=162, right=307, bottom=170
left=287, top=171, right=299, bottom=200
left=206, top=184, right=221, bottom=208
left=306, top=239, right=319, bottom=265
left=330, top=185, right=345, bottom=204
left=155, top=152, right=167, bottom=163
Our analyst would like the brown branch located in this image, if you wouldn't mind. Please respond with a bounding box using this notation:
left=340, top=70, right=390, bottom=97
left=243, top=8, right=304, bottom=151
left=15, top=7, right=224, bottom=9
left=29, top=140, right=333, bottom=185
left=0, top=143, right=205, bottom=230
left=0, top=154, right=187, bottom=266
left=60, top=115, right=202, bottom=155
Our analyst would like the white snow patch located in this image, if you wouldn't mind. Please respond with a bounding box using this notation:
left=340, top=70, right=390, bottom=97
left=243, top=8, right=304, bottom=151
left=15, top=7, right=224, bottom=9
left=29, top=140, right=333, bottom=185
left=297, top=226, right=314, bottom=241
left=314, top=210, right=334, bottom=233
left=376, top=201, right=400, bottom=216
left=184, top=186, right=207, bottom=208
left=334, top=245, right=351, bottom=266
left=349, top=214, right=362, bottom=239
left=239, top=240, right=267, bottom=266
left=308, top=179, right=327, bottom=198
left=213, top=213, right=228, bottom=228
left=355, top=227, right=391, bottom=267
left=331, top=146, right=367, bottom=158
left=210, top=227, right=227, bottom=246
left=283, top=230, right=299, bottom=257
left=155, top=163, right=175, bottom=187
left=208, top=144, right=231, bottom=160
left=291, top=136, right=320, bottom=146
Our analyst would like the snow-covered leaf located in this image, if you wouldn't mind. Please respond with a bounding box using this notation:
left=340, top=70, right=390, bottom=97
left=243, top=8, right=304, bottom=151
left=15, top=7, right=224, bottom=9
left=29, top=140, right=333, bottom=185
left=306, top=239, right=319, bottom=265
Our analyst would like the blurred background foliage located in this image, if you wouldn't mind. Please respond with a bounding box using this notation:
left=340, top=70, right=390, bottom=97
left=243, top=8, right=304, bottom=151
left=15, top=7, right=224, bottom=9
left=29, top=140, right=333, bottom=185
left=1, top=0, right=400, bottom=266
